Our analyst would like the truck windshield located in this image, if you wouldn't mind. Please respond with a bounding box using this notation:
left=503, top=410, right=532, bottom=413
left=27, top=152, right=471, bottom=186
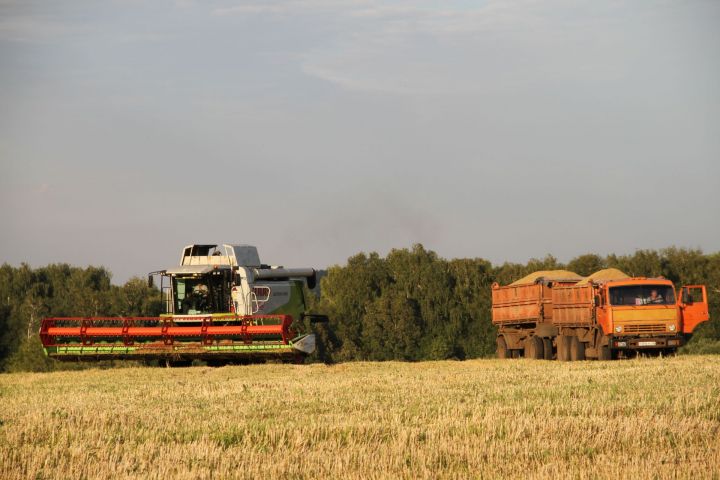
left=609, top=285, right=675, bottom=306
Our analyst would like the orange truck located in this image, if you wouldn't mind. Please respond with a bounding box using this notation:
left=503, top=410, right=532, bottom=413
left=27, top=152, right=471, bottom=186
left=492, top=270, right=710, bottom=360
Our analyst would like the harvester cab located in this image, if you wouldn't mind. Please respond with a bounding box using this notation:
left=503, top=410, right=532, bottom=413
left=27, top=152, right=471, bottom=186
left=40, top=244, right=327, bottom=364
left=158, top=244, right=317, bottom=318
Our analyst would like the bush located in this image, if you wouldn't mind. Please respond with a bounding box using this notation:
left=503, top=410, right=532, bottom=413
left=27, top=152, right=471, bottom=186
left=5, top=336, right=55, bottom=372
left=680, top=338, right=720, bottom=355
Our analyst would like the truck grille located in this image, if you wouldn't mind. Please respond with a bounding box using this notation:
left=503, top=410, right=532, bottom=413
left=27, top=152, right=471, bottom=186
left=622, top=324, right=665, bottom=334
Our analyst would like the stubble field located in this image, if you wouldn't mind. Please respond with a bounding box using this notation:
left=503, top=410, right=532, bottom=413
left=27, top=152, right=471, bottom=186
left=1, top=356, right=719, bottom=479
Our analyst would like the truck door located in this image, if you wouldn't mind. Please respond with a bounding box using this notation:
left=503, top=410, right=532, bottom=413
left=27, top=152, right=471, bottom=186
left=680, top=285, right=709, bottom=334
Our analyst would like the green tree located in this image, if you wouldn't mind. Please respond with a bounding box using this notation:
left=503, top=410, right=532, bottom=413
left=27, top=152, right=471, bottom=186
left=567, top=254, right=606, bottom=276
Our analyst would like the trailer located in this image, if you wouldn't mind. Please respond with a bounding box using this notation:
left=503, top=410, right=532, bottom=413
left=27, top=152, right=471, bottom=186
left=492, top=270, right=710, bottom=360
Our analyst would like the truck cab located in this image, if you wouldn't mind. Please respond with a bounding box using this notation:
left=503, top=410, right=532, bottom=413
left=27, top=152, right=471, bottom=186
left=596, top=278, right=709, bottom=351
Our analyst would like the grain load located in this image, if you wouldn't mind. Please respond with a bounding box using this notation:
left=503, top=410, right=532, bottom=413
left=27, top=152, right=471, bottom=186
left=576, top=268, right=629, bottom=285
left=510, top=270, right=582, bottom=286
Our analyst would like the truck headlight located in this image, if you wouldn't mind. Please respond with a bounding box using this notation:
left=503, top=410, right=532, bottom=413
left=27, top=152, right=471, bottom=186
left=668, top=324, right=676, bottom=332
left=615, top=325, right=622, bottom=333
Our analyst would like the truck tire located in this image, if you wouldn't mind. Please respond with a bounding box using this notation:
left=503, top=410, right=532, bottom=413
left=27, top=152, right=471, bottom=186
left=557, top=335, right=571, bottom=362
left=570, top=336, right=586, bottom=361
left=496, top=336, right=509, bottom=359
left=526, top=336, right=544, bottom=360
left=598, top=345, right=612, bottom=361
left=542, top=338, right=553, bottom=360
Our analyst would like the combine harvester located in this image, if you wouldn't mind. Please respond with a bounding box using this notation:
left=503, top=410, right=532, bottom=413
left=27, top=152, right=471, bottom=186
left=492, top=269, right=710, bottom=360
left=39, top=244, right=327, bottom=365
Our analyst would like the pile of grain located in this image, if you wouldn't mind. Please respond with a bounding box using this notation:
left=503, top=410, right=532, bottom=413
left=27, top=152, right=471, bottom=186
left=576, top=268, right=629, bottom=285
left=509, top=270, right=583, bottom=286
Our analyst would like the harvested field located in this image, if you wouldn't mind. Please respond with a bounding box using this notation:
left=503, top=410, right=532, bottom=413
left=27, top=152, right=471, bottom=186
left=1, top=356, right=719, bottom=479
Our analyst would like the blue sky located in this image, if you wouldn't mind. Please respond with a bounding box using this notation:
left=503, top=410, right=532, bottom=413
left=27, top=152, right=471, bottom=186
left=1, top=0, right=719, bottom=283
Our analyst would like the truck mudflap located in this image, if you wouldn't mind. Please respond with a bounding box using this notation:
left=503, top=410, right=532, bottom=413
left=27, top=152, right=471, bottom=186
left=610, top=335, right=683, bottom=350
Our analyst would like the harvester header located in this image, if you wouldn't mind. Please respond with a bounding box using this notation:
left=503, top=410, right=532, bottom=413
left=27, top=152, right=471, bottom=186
left=40, top=244, right=327, bottom=364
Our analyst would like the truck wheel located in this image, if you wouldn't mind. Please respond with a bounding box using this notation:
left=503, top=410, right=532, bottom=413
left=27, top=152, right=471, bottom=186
left=542, top=338, right=553, bottom=360
left=570, top=336, right=586, bottom=361
left=526, top=336, right=544, bottom=359
left=557, top=335, right=571, bottom=362
left=598, top=345, right=612, bottom=361
left=496, top=336, right=509, bottom=359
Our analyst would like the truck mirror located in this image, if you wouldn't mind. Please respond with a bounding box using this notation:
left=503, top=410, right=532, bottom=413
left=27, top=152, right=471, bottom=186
left=148, top=275, right=154, bottom=288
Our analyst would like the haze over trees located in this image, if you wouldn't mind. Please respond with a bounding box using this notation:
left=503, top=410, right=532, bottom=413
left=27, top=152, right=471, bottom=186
left=1, top=246, right=718, bottom=371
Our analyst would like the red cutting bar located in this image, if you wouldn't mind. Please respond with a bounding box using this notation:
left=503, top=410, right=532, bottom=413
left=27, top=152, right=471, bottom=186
left=39, top=315, right=294, bottom=346
left=45, top=325, right=285, bottom=336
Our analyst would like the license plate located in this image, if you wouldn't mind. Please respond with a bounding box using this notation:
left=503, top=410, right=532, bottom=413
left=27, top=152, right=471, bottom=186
left=638, top=341, right=656, bottom=347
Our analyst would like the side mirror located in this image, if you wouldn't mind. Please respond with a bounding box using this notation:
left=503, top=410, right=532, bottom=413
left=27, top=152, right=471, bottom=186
left=302, top=313, right=329, bottom=324
left=306, top=271, right=317, bottom=290
left=148, top=275, right=154, bottom=288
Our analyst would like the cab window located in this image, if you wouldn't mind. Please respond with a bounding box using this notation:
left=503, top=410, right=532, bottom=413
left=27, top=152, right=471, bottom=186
left=609, top=285, right=675, bottom=306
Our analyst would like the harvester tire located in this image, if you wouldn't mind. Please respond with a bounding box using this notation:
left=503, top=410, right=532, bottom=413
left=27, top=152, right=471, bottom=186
left=496, top=336, right=510, bottom=359
left=557, top=335, right=571, bottom=362
left=570, top=336, right=586, bottom=361
left=165, top=359, right=190, bottom=368
left=526, top=336, right=544, bottom=360
left=207, top=360, right=228, bottom=367
left=542, top=338, right=553, bottom=360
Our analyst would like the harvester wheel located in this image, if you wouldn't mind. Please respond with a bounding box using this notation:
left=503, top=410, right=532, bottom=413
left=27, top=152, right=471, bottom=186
left=165, top=359, right=192, bottom=368
left=542, top=338, right=553, bottom=360
left=207, top=360, right=228, bottom=367
left=557, top=335, right=571, bottom=362
left=496, top=336, right=510, bottom=359
left=526, top=336, right=544, bottom=360
left=570, top=336, right=586, bottom=361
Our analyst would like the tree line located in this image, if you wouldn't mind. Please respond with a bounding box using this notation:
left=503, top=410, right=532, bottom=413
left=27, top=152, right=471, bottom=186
left=0, top=264, right=162, bottom=372
left=1, top=246, right=719, bottom=371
